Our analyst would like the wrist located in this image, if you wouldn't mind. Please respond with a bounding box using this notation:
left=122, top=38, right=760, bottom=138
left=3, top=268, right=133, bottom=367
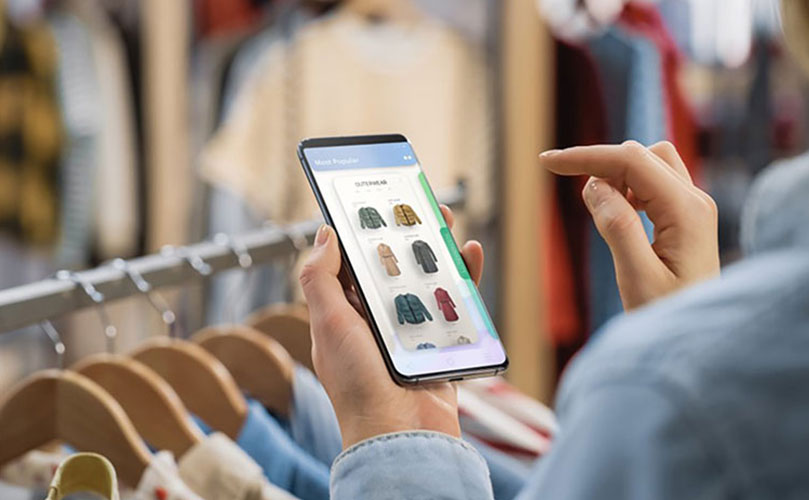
left=339, top=411, right=461, bottom=449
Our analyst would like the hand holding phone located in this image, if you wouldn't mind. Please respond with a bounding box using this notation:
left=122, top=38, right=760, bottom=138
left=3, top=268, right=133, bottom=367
left=299, top=206, right=482, bottom=448
left=298, top=135, right=508, bottom=385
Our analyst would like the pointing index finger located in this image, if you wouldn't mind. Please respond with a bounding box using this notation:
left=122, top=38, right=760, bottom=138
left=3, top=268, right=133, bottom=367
left=539, top=142, right=689, bottom=210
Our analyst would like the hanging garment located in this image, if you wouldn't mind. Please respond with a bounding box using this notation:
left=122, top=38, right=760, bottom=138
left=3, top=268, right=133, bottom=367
left=394, top=293, right=433, bottom=325
left=376, top=243, right=401, bottom=276
left=1, top=448, right=204, bottom=500
left=68, top=1, right=139, bottom=259
left=358, top=206, right=386, bottom=229
left=0, top=448, right=68, bottom=492
left=288, top=364, right=343, bottom=467
left=434, top=287, right=459, bottom=322
left=461, top=377, right=559, bottom=437
left=200, top=10, right=494, bottom=231
left=457, top=388, right=551, bottom=463
left=126, top=451, right=205, bottom=500
left=620, top=2, right=700, bottom=183
left=48, top=8, right=100, bottom=266
left=586, top=27, right=659, bottom=334
left=0, top=12, right=62, bottom=247
left=193, top=401, right=328, bottom=500
left=412, top=240, right=438, bottom=273
left=178, top=433, right=299, bottom=500
left=46, top=453, right=119, bottom=500
left=392, top=204, right=421, bottom=226
left=545, top=40, right=609, bottom=374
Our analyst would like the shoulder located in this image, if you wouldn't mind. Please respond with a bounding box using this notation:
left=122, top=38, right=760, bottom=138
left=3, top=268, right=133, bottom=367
left=557, top=250, right=809, bottom=494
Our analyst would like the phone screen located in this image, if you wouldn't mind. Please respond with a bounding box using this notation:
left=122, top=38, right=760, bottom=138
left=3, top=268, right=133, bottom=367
left=300, top=137, right=507, bottom=380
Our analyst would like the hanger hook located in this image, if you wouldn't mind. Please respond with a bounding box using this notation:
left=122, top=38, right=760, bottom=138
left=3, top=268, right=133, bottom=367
left=282, top=223, right=310, bottom=261
left=213, top=233, right=253, bottom=269
left=214, top=233, right=255, bottom=323
left=111, top=258, right=178, bottom=338
left=39, top=320, right=65, bottom=370
left=161, top=244, right=212, bottom=277
left=55, top=270, right=117, bottom=354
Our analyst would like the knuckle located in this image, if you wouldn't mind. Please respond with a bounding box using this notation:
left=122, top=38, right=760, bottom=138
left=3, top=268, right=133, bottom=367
left=655, top=140, right=676, bottom=152
left=622, top=139, right=645, bottom=154
left=597, top=208, right=637, bottom=236
left=298, top=264, right=321, bottom=291
left=621, top=140, right=650, bottom=162
left=681, top=189, right=717, bottom=221
left=697, top=191, right=719, bottom=217
left=320, top=308, right=349, bottom=333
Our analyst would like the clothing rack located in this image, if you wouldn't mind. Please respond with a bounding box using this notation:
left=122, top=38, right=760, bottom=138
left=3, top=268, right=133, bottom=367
left=0, top=186, right=465, bottom=334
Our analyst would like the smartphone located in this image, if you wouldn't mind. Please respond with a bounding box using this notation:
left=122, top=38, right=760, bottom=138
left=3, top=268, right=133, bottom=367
left=297, top=134, right=508, bottom=385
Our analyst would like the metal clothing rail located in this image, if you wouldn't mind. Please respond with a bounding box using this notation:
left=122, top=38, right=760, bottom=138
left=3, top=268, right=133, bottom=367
left=0, top=186, right=465, bottom=334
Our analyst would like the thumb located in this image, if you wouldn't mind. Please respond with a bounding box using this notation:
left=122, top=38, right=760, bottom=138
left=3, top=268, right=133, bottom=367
left=583, top=178, right=666, bottom=305
left=299, top=225, right=362, bottom=336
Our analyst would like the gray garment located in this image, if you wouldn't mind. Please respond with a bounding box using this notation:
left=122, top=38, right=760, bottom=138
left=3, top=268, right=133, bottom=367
left=329, top=158, right=809, bottom=499
left=48, top=9, right=101, bottom=268
left=740, top=151, right=809, bottom=255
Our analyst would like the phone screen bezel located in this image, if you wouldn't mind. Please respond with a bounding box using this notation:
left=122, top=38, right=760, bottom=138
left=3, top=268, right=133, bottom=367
left=297, top=134, right=509, bottom=385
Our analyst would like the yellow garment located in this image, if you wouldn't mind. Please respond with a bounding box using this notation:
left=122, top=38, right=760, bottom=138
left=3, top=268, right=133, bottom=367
left=0, top=10, right=62, bottom=246
left=45, top=453, right=119, bottom=500
left=393, top=203, right=422, bottom=226
left=201, top=10, right=493, bottom=226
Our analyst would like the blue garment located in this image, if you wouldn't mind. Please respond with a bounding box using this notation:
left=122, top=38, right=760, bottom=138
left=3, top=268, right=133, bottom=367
left=464, top=434, right=531, bottom=500
left=289, top=364, right=343, bottom=466
left=329, top=159, right=809, bottom=499
left=197, top=400, right=330, bottom=500
left=587, top=27, right=661, bottom=332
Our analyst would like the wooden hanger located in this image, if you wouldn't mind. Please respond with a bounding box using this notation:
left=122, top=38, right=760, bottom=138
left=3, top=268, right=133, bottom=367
left=131, top=338, right=248, bottom=440
left=0, top=369, right=151, bottom=488
left=72, top=354, right=204, bottom=457
left=246, top=303, right=314, bottom=371
left=193, top=324, right=295, bottom=418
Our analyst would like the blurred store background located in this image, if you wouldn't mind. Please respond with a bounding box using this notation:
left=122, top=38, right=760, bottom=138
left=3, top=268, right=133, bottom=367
left=0, top=0, right=795, bottom=402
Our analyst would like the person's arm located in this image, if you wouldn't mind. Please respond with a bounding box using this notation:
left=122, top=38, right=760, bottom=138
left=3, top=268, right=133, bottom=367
left=331, top=431, right=493, bottom=500
left=300, top=141, right=719, bottom=499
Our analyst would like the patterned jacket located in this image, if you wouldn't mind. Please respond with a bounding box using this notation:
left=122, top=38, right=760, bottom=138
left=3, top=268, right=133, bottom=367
left=358, top=207, right=386, bottom=229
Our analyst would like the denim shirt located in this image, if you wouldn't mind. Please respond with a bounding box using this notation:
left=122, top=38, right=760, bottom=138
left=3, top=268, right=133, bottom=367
left=330, top=157, right=809, bottom=499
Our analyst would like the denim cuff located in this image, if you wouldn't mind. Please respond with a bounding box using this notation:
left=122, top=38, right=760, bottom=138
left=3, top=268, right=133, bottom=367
left=330, top=431, right=494, bottom=500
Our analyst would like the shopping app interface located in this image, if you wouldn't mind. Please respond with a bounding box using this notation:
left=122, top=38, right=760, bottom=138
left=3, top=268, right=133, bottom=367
left=305, top=142, right=506, bottom=377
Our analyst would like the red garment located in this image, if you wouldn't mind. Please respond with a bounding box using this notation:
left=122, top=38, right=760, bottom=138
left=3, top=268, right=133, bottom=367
left=194, top=0, right=264, bottom=37
left=434, top=287, right=459, bottom=322
left=543, top=40, right=606, bottom=353
left=620, top=2, right=702, bottom=184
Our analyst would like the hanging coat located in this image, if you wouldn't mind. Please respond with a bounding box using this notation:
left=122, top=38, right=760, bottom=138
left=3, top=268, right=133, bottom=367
left=412, top=240, right=438, bottom=273
left=377, top=243, right=401, bottom=276
left=358, top=206, right=386, bottom=229
left=434, top=287, right=459, bottom=322
left=395, top=293, right=433, bottom=325
left=393, top=204, right=422, bottom=226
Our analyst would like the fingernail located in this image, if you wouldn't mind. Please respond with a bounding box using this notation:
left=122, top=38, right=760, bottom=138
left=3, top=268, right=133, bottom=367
left=539, top=149, right=561, bottom=159
left=315, top=224, right=330, bottom=247
left=583, top=178, right=615, bottom=210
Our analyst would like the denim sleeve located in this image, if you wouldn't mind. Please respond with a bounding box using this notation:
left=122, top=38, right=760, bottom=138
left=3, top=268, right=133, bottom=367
left=330, top=431, right=494, bottom=500
left=517, top=381, right=726, bottom=500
